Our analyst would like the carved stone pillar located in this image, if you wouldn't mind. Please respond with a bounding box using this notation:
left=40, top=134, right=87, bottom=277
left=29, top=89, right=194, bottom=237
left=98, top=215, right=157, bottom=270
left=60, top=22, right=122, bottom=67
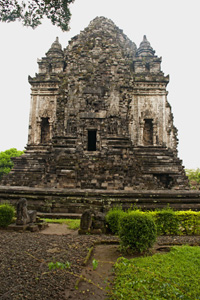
left=129, top=120, right=134, bottom=144
left=153, top=122, right=157, bottom=146
left=49, top=120, right=53, bottom=141
left=139, top=120, right=144, bottom=146
left=36, top=119, right=41, bottom=144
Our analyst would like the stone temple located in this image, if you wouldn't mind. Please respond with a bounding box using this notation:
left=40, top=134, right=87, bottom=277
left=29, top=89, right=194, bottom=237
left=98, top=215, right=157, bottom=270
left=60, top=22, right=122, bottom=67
left=3, top=17, right=188, bottom=190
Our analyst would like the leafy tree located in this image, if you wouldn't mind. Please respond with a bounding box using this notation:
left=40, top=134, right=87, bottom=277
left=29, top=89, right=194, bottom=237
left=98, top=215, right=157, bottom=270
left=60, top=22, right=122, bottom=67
left=0, top=148, right=24, bottom=180
left=186, top=168, right=200, bottom=189
left=0, top=0, right=74, bottom=31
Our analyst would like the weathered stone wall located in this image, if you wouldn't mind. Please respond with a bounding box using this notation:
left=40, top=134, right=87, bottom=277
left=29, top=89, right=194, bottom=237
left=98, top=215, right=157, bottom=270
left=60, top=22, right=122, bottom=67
left=0, top=186, right=199, bottom=213
left=1, top=17, right=189, bottom=191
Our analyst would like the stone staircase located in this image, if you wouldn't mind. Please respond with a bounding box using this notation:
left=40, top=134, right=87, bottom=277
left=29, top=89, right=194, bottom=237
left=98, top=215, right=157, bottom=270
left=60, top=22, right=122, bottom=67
left=134, top=146, right=188, bottom=188
left=52, top=136, right=77, bottom=150
left=105, top=137, right=133, bottom=157
left=2, top=145, right=51, bottom=187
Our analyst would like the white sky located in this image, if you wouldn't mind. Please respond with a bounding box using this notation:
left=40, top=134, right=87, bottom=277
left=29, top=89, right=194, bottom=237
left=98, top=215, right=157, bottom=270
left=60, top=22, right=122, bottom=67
left=0, top=0, right=199, bottom=169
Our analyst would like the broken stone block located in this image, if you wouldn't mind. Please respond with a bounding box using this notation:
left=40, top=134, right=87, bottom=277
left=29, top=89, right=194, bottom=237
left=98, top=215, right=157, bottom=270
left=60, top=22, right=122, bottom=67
left=16, top=198, right=37, bottom=225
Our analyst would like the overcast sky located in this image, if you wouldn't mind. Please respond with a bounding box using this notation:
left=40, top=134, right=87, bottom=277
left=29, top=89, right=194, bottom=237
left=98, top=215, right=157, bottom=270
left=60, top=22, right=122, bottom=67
left=0, top=0, right=199, bottom=169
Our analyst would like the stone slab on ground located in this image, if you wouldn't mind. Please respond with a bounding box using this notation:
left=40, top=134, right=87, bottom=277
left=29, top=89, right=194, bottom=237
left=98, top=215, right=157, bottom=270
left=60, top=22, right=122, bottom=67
left=7, top=222, right=48, bottom=232
left=37, top=212, right=82, bottom=219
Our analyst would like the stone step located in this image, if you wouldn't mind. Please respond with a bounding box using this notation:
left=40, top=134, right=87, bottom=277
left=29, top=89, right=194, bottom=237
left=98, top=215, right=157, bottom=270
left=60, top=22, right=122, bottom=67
left=37, top=212, right=82, bottom=219
left=134, top=146, right=174, bottom=153
left=138, top=156, right=174, bottom=161
left=135, top=152, right=174, bottom=158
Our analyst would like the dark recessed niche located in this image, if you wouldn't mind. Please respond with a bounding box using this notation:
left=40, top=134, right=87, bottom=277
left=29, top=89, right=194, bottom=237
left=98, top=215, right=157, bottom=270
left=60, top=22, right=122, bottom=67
left=88, top=130, right=97, bottom=151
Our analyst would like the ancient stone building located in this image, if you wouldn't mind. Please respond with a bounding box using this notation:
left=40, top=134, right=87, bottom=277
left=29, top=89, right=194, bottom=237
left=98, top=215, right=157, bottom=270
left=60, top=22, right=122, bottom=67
left=3, top=17, right=188, bottom=190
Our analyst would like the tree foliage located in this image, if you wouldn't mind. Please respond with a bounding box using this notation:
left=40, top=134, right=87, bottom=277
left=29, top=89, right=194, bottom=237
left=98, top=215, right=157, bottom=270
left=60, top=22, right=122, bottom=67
left=0, top=148, right=24, bottom=180
left=0, top=0, right=74, bottom=31
left=185, top=168, right=200, bottom=189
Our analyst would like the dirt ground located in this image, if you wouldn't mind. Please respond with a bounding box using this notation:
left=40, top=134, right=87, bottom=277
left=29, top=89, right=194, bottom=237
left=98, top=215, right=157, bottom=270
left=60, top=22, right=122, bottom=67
left=0, top=224, right=200, bottom=300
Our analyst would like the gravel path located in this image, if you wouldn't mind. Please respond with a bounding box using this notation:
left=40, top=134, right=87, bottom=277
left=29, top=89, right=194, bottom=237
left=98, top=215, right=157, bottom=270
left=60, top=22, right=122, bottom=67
left=0, top=229, right=118, bottom=300
left=0, top=227, right=199, bottom=300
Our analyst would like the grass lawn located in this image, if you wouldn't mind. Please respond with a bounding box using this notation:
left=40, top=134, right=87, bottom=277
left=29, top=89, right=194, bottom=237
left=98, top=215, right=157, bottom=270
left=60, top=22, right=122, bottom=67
left=42, top=218, right=80, bottom=230
left=110, top=245, right=200, bottom=300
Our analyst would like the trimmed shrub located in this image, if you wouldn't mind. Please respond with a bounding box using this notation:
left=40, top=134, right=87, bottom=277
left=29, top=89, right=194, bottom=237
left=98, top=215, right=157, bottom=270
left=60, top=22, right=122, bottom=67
left=176, top=211, right=200, bottom=235
left=105, top=207, right=126, bottom=234
left=0, top=204, right=15, bottom=227
left=106, top=207, right=200, bottom=237
left=148, top=209, right=200, bottom=236
left=119, top=211, right=157, bottom=253
left=155, top=208, right=179, bottom=235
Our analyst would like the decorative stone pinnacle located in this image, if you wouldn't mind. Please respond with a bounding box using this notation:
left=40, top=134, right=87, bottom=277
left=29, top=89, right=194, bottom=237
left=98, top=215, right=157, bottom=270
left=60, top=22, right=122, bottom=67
left=46, top=36, right=63, bottom=57
left=51, top=37, right=62, bottom=49
left=136, top=35, right=155, bottom=57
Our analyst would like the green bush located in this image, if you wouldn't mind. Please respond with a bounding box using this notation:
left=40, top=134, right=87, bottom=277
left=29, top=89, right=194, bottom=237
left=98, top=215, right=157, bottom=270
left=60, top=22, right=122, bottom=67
left=105, top=207, right=126, bottom=234
left=119, top=211, right=157, bottom=253
left=0, top=204, right=15, bottom=227
left=0, top=148, right=24, bottom=180
left=155, top=208, right=179, bottom=235
left=106, top=206, right=200, bottom=238
left=186, top=168, right=200, bottom=189
left=176, top=211, right=200, bottom=235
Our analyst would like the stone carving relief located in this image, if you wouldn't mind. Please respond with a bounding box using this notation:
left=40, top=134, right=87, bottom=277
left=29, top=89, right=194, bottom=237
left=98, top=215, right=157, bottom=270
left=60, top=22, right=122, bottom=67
left=85, top=95, right=105, bottom=111
left=66, top=119, right=77, bottom=134
left=108, top=118, right=118, bottom=134
left=108, top=90, right=120, bottom=117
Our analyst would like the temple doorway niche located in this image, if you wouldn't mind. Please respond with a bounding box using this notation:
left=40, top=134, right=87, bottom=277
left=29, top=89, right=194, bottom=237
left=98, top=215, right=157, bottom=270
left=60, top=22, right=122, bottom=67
left=144, top=119, right=153, bottom=145
left=41, top=117, right=50, bottom=143
left=154, top=174, right=173, bottom=188
left=88, top=130, right=97, bottom=151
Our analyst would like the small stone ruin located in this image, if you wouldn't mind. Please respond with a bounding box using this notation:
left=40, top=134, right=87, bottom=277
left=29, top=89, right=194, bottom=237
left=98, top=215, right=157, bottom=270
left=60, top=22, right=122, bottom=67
left=8, top=198, right=47, bottom=232
left=78, top=209, right=106, bottom=234
left=16, top=198, right=37, bottom=225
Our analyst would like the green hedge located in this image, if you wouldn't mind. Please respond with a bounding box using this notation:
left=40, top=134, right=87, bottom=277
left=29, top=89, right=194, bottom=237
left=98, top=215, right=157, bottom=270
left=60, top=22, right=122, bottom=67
left=152, top=210, right=200, bottom=235
left=176, top=211, right=200, bottom=235
left=0, top=204, right=15, bottom=227
left=106, top=207, right=200, bottom=236
left=119, top=212, right=157, bottom=253
left=149, top=208, right=179, bottom=235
